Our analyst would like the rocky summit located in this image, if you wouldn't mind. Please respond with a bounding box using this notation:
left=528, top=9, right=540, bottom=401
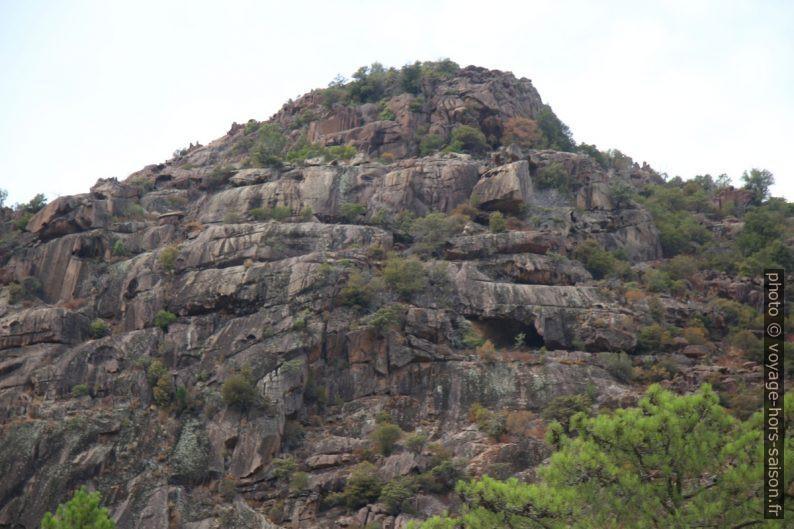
left=0, top=61, right=789, bottom=528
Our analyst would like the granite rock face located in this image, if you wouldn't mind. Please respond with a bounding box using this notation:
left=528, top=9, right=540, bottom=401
left=0, top=65, right=681, bottom=529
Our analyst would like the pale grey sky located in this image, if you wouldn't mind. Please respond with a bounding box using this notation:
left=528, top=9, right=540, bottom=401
left=1, top=0, right=792, bottom=206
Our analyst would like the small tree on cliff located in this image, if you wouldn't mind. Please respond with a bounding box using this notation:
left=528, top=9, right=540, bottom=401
left=41, top=486, right=116, bottom=529
left=419, top=385, right=794, bottom=528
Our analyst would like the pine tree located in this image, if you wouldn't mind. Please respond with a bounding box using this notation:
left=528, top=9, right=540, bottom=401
left=41, top=486, right=115, bottom=529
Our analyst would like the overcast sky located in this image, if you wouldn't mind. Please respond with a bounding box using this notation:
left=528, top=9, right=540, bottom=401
left=1, top=0, right=792, bottom=206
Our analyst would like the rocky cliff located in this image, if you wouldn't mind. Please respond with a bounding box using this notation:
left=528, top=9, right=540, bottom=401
left=0, top=62, right=776, bottom=529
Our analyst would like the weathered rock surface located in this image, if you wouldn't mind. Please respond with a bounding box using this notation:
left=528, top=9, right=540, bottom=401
left=0, top=64, right=701, bottom=529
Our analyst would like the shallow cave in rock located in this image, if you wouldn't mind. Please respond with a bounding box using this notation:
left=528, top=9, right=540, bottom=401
left=471, top=317, right=544, bottom=349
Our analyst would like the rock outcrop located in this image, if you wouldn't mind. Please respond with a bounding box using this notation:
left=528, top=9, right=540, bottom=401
left=0, top=63, right=721, bottom=529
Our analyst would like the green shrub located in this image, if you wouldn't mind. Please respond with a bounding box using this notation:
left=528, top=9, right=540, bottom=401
left=366, top=304, right=406, bottom=332
left=41, top=486, right=116, bottom=529
left=272, top=456, right=298, bottom=482
left=293, top=110, right=317, bottom=129
left=446, top=125, right=489, bottom=156
left=207, top=165, right=236, bottom=189
left=600, top=352, right=634, bottom=383
left=541, top=394, right=591, bottom=433
left=271, top=205, right=291, bottom=221
left=24, top=193, right=48, bottom=213
left=409, top=212, right=465, bottom=256
left=223, top=212, right=241, bottom=223
left=406, top=432, right=427, bottom=454
left=399, top=61, right=423, bottom=95
left=577, top=143, right=609, bottom=168
left=379, top=477, right=416, bottom=515
left=14, top=211, right=33, bottom=231
left=410, top=95, right=425, bottom=112
left=327, top=144, right=357, bottom=160
left=154, top=310, right=177, bottom=331
left=534, top=104, right=575, bottom=151
left=636, top=323, right=673, bottom=353
left=648, top=296, right=665, bottom=322
left=378, top=104, right=396, bottom=121
left=325, top=462, right=383, bottom=509
left=290, top=471, right=310, bottom=494
left=489, top=211, right=506, bottom=233
left=383, top=257, right=427, bottom=300
left=729, top=330, right=762, bottom=357
left=372, top=422, right=402, bottom=456
left=248, top=207, right=269, bottom=221
left=573, top=240, right=626, bottom=280
left=175, top=385, right=188, bottom=410
left=301, top=206, right=314, bottom=220
left=6, top=277, right=43, bottom=304
left=303, top=375, right=328, bottom=409
left=340, top=271, right=372, bottom=308
left=608, top=181, right=633, bottom=207
left=415, top=457, right=466, bottom=494
left=462, top=322, right=486, bottom=348
left=158, top=245, right=179, bottom=271
left=90, top=319, right=110, bottom=339
left=469, top=404, right=506, bottom=440
left=286, top=136, right=327, bottom=163
left=222, top=370, right=258, bottom=411
left=535, top=163, right=570, bottom=193
left=152, top=373, right=172, bottom=406
left=71, top=384, right=90, bottom=398
left=341, top=202, right=367, bottom=222
left=111, top=240, right=127, bottom=257
left=268, top=500, right=285, bottom=523
left=146, top=360, right=168, bottom=386
left=419, top=133, right=444, bottom=156
left=661, top=255, right=699, bottom=280
left=6, top=282, right=23, bottom=304
left=252, top=124, right=287, bottom=167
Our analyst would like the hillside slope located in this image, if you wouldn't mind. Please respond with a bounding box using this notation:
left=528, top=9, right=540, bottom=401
left=0, top=61, right=789, bottom=529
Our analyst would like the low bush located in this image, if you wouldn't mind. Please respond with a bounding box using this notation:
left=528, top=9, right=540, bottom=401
left=112, top=240, right=127, bottom=257
left=535, top=163, right=569, bottom=193
left=541, top=394, right=591, bottom=433
left=446, top=125, right=489, bottom=156
left=505, top=410, right=534, bottom=435
left=154, top=310, right=177, bottom=331
left=289, top=471, right=310, bottom=494
left=222, top=370, right=258, bottom=411
left=341, top=202, right=367, bottom=222
left=600, top=352, right=634, bottom=383
left=635, top=323, right=673, bottom=353
left=462, top=322, right=485, bottom=348
left=419, top=133, right=444, bottom=156
left=409, top=212, right=465, bottom=256
left=405, top=432, right=427, bottom=454
left=379, top=477, right=416, bottom=515
left=573, top=240, right=630, bottom=280
left=489, top=211, right=506, bottom=233
left=366, top=303, right=406, bottom=333
left=272, top=456, right=297, bottom=480
left=382, top=257, right=427, bottom=300
left=469, top=403, right=505, bottom=440
left=90, top=319, right=110, bottom=339
left=340, top=271, right=372, bottom=308
left=159, top=245, right=179, bottom=271
left=372, top=422, right=402, bottom=456
left=325, top=462, right=383, bottom=510
left=71, top=384, right=90, bottom=398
